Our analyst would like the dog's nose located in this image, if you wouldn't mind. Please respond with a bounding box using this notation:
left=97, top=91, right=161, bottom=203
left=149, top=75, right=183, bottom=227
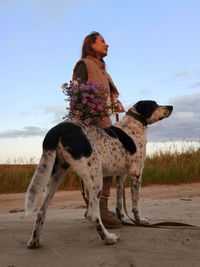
left=168, top=106, right=173, bottom=112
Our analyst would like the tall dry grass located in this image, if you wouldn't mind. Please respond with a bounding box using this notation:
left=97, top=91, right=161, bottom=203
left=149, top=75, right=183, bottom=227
left=0, top=147, right=199, bottom=194
left=0, top=164, right=36, bottom=193
left=142, top=148, right=200, bottom=186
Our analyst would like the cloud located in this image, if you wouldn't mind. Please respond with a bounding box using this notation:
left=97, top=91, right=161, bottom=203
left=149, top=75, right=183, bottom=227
left=0, top=0, right=93, bottom=22
left=1, top=93, right=200, bottom=141
left=19, top=104, right=66, bottom=124
left=0, top=126, right=47, bottom=138
left=173, top=70, right=191, bottom=79
left=0, top=0, right=83, bottom=9
left=0, top=0, right=81, bottom=31
left=40, top=105, right=67, bottom=124
left=163, top=69, right=200, bottom=88
left=0, top=104, right=66, bottom=139
left=148, top=92, right=200, bottom=140
left=173, top=69, right=200, bottom=79
left=191, top=81, right=200, bottom=88
left=170, top=92, right=200, bottom=112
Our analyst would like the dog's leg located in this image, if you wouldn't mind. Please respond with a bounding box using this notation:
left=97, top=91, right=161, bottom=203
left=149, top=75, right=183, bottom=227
left=131, top=175, right=149, bottom=225
left=27, top=168, right=66, bottom=249
left=82, top=170, right=119, bottom=245
left=116, top=176, right=125, bottom=221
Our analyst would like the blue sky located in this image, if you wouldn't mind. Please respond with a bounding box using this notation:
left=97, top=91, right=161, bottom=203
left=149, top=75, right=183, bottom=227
left=0, top=0, right=200, bottom=162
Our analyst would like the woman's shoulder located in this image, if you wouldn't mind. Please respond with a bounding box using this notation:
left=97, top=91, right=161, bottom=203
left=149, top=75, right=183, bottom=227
left=74, top=59, right=86, bottom=69
left=73, top=60, right=87, bottom=81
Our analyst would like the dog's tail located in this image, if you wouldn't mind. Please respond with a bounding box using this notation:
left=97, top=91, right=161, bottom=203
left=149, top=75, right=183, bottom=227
left=25, top=150, right=56, bottom=215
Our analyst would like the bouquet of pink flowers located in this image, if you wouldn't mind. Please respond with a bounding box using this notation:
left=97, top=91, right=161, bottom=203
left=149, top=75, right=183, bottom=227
left=62, top=79, right=112, bottom=125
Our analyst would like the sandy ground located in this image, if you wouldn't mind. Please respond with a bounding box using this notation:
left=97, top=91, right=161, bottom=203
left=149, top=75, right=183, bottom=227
left=0, top=183, right=200, bottom=267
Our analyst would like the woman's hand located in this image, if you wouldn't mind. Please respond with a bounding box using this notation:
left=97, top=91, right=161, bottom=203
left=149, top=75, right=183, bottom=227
left=115, top=100, right=125, bottom=113
left=96, top=116, right=112, bottom=128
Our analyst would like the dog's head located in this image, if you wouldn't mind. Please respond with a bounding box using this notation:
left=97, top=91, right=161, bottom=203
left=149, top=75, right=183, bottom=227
left=127, top=100, right=173, bottom=125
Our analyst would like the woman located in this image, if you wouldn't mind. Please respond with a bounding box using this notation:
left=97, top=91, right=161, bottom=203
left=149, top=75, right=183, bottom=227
left=72, top=31, right=124, bottom=229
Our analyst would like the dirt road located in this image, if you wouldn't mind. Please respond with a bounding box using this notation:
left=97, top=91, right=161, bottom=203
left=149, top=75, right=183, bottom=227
left=0, top=183, right=200, bottom=267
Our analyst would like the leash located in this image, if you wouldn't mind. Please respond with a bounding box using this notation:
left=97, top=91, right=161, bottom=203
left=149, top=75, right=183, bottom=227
left=122, top=186, right=200, bottom=229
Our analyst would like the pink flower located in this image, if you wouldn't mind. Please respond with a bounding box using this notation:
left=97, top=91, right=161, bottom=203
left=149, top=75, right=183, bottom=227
left=96, top=105, right=103, bottom=111
left=80, top=84, right=86, bottom=91
left=61, top=83, right=68, bottom=90
left=72, top=115, right=80, bottom=121
left=82, top=92, right=89, bottom=98
left=73, top=87, right=79, bottom=94
left=82, top=98, right=87, bottom=104
left=63, top=80, right=112, bottom=126
left=90, top=94, right=95, bottom=99
left=87, top=102, right=92, bottom=106
left=72, top=95, right=77, bottom=101
left=90, top=109, right=97, bottom=115
left=83, top=118, right=92, bottom=125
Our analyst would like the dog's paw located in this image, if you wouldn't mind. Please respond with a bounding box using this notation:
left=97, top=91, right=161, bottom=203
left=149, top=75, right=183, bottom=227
left=138, top=217, right=149, bottom=225
left=27, top=239, right=41, bottom=249
left=105, top=233, right=119, bottom=245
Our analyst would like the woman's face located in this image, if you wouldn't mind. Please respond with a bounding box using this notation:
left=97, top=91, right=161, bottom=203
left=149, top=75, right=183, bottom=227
left=92, top=35, right=109, bottom=59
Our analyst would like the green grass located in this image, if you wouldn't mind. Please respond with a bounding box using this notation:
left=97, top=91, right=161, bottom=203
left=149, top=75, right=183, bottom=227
left=0, top=148, right=199, bottom=194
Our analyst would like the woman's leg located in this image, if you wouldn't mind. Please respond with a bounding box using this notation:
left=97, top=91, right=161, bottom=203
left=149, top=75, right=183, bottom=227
left=100, top=176, right=122, bottom=229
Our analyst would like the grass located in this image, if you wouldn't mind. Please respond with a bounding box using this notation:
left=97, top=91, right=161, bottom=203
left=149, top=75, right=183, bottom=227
left=142, top=148, right=200, bottom=186
left=0, top=164, right=36, bottom=193
left=0, top=147, right=199, bottom=194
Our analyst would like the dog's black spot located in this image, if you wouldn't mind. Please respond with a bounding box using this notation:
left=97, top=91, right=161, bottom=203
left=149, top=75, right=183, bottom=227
left=104, top=127, right=117, bottom=138
left=134, top=100, right=157, bottom=118
left=133, top=184, right=138, bottom=189
left=37, top=163, right=47, bottom=174
left=52, top=156, right=70, bottom=175
left=36, top=215, right=43, bottom=224
left=33, top=230, right=38, bottom=239
left=61, top=161, right=70, bottom=169
left=138, top=143, right=143, bottom=149
left=52, top=157, right=59, bottom=174
left=96, top=219, right=106, bottom=240
left=86, top=189, right=89, bottom=197
left=88, top=161, right=91, bottom=167
left=97, top=190, right=102, bottom=198
left=103, top=126, right=136, bottom=155
left=43, top=122, right=92, bottom=159
left=53, top=174, right=60, bottom=182
left=29, top=185, right=36, bottom=195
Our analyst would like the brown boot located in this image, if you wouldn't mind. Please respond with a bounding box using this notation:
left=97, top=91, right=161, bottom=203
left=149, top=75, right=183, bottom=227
left=100, top=196, right=122, bottom=229
left=100, top=177, right=122, bottom=229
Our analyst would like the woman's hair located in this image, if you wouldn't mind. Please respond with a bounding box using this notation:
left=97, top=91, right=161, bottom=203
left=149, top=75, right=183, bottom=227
left=81, top=31, right=101, bottom=59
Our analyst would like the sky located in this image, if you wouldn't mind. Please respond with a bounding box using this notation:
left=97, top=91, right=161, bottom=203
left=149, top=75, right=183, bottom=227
left=0, top=0, right=200, bottom=163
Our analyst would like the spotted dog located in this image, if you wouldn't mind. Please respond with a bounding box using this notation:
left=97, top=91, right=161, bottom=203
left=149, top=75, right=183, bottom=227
left=25, top=100, right=173, bottom=248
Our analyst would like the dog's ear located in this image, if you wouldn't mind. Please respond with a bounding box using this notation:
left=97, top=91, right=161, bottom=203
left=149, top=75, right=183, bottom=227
left=134, top=100, right=158, bottom=118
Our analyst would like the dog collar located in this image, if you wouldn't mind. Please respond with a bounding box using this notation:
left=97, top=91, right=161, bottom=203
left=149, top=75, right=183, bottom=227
left=126, top=110, right=148, bottom=126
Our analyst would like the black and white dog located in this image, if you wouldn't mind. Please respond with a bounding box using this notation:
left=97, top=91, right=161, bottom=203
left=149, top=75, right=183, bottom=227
left=25, top=100, right=173, bottom=248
